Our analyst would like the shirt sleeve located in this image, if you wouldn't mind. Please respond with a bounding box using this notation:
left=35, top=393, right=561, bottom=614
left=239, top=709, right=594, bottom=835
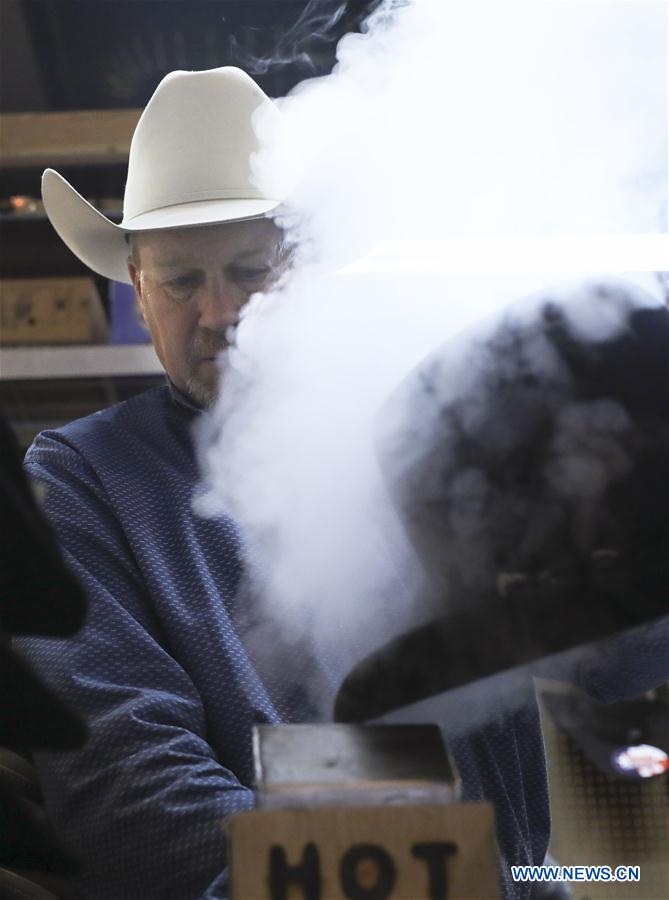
left=535, top=615, right=669, bottom=703
left=14, top=433, right=252, bottom=900
left=570, top=616, right=669, bottom=702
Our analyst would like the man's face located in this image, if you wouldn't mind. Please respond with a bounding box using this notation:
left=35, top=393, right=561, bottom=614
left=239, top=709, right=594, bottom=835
left=128, top=219, right=286, bottom=407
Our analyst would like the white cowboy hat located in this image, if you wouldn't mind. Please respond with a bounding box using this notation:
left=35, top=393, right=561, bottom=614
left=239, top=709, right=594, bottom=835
left=41, top=67, right=284, bottom=285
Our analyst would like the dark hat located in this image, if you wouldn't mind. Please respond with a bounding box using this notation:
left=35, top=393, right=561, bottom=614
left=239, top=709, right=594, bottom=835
left=335, top=279, right=669, bottom=722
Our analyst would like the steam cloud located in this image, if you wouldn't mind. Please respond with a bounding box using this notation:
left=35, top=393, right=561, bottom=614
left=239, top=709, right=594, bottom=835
left=197, top=1, right=668, bottom=718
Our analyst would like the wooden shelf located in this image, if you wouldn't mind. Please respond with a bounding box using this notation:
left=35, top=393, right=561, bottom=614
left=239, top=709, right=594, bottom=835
left=0, top=107, right=159, bottom=446
left=0, top=109, right=141, bottom=168
left=0, top=344, right=162, bottom=380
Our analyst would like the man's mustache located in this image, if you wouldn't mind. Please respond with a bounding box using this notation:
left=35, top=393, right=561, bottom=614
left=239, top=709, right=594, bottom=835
left=189, top=334, right=230, bottom=359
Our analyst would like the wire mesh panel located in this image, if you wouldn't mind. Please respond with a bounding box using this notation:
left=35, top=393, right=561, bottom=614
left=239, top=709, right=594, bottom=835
left=538, top=686, right=669, bottom=900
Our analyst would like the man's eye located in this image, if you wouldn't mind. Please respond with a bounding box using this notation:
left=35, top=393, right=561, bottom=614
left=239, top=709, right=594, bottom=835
left=234, top=267, right=271, bottom=282
left=165, top=274, right=200, bottom=296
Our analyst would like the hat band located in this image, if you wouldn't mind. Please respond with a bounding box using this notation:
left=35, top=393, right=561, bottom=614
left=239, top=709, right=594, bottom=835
left=123, top=187, right=269, bottom=223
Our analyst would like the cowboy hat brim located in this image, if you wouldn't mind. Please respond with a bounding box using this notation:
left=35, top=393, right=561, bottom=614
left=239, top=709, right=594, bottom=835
left=42, top=169, right=282, bottom=285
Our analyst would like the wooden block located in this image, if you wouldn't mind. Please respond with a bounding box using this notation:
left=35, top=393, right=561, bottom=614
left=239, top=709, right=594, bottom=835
left=254, top=724, right=459, bottom=812
left=260, top=779, right=458, bottom=811
left=0, top=109, right=141, bottom=167
left=254, top=724, right=455, bottom=788
left=0, top=278, right=107, bottom=345
left=227, top=802, right=500, bottom=899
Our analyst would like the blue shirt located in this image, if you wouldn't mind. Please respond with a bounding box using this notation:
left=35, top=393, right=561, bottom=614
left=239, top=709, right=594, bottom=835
left=15, top=382, right=668, bottom=899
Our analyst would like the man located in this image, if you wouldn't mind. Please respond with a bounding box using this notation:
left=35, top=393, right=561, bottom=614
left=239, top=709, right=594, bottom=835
left=15, top=67, right=322, bottom=900
left=14, top=65, right=668, bottom=900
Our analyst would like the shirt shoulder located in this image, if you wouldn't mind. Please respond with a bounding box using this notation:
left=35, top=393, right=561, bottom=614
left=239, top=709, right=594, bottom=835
left=25, top=384, right=192, bottom=473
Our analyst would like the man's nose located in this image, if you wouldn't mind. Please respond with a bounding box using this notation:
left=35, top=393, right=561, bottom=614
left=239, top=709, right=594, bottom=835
left=196, top=277, right=243, bottom=331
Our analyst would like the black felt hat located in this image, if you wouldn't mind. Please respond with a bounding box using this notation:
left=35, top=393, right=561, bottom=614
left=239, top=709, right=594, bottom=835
left=336, top=280, right=669, bottom=723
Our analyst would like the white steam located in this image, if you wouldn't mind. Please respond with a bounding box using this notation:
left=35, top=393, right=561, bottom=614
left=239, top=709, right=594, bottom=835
left=198, top=1, right=668, bottom=715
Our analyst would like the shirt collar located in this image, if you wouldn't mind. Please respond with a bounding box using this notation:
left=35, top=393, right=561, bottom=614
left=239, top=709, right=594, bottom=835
left=166, top=378, right=203, bottom=414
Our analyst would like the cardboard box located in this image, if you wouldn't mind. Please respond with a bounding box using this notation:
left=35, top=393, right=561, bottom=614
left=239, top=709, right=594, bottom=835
left=228, top=803, right=500, bottom=899
left=0, top=278, right=107, bottom=346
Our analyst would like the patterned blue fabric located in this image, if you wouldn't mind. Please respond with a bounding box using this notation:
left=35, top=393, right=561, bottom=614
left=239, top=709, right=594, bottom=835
left=14, top=382, right=668, bottom=899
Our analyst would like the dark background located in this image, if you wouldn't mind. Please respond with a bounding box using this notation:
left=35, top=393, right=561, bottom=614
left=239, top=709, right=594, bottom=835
left=1, top=0, right=381, bottom=113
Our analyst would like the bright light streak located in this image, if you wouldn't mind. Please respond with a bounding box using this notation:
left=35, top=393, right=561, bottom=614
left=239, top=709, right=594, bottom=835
left=338, top=234, right=669, bottom=275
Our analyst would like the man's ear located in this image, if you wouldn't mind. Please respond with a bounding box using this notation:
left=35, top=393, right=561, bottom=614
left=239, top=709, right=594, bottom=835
left=127, top=260, right=147, bottom=321
left=127, top=259, right=139, bottom=292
